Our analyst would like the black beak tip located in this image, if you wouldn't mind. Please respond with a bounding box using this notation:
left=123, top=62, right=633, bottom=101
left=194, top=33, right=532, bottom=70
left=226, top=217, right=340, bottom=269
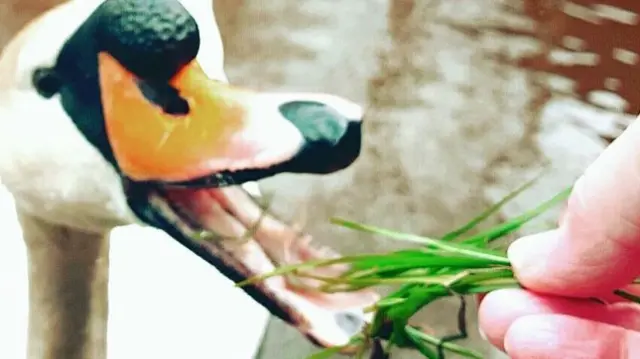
left=278, top=100, right=364, bottom=174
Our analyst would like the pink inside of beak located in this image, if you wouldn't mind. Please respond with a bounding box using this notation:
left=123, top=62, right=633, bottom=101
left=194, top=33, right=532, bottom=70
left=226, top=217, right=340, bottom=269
left=163, top=186, right=379, bottom=350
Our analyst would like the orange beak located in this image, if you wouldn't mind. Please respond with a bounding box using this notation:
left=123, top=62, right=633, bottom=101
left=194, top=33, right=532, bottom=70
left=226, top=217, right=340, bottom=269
left=98, top=52, right=304, bottom=183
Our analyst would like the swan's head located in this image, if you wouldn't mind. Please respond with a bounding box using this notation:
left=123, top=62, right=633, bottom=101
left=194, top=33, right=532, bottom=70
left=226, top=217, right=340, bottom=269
left=0, top=0, right=377, bottom=350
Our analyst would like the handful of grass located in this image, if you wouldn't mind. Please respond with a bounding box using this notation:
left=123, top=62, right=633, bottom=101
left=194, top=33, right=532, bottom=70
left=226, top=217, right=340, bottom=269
left=243, top=178, right=640, bottom=359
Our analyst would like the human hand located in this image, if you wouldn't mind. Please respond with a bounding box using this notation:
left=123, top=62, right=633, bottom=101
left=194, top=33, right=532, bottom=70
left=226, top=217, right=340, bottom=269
left=478, top=116, right=640, bottom=359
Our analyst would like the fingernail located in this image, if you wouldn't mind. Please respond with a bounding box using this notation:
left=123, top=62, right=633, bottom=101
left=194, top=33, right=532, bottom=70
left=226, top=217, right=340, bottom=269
left=507, top=230, right=558, bottom=278
left=478, top=326, right=488, bottom=341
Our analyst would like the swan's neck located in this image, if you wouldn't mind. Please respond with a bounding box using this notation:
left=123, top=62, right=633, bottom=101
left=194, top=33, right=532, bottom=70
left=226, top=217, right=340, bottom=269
left=18, top=209, right=109, bottom=359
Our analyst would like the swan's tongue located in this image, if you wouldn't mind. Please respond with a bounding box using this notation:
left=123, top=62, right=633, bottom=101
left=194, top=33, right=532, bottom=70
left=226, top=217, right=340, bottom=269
left=162, top=186, right=379, bottom=350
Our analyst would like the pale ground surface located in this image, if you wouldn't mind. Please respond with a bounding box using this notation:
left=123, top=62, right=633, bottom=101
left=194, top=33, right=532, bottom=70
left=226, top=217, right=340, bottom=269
left=0, top=0, right=634, bottom=359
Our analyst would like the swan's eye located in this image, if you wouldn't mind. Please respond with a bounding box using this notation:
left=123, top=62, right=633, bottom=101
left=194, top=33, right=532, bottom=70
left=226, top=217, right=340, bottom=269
left=32, top=67, right=62, bottom=98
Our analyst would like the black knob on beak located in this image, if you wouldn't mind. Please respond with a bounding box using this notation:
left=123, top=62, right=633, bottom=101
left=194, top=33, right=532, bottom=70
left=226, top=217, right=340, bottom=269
left=96, top=0, right=200, bottom=80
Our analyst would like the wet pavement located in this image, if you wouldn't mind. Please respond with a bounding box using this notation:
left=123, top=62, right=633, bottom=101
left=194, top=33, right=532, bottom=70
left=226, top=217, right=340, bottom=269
left=214, top=1, right=637, bottom=358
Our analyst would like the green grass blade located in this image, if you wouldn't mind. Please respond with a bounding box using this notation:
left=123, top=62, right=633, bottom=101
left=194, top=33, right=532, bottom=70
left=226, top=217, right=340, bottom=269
left=305, top=347, right=344, bottom=359
left=442, top=171, right=545, bottom=242
left=614, top=289, right=640, bottom=304
left=404, top=327, right=439, bottom=359
left=405, top=326, right=484, bottom=359
left=462, top=186, right=572, bottom=246
left=348, top=254, right=505, bottom=272
left=331, top=218, right=510, bottom=265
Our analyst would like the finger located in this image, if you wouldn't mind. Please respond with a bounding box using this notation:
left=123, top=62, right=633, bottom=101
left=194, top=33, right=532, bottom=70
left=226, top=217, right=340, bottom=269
left=478, top=288, right=640, bottom=351
left=508, top=117, right=640, bottom=296
left=504, top=314, right=640, bottom=359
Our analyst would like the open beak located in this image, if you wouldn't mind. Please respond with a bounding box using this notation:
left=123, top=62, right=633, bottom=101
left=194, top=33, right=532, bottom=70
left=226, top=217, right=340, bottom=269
left=98, top=52, right=378, bottom=349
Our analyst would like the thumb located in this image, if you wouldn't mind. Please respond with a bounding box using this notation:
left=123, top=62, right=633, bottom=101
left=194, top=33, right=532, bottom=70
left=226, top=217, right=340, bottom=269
left=508, top=117, right=640, bottom=297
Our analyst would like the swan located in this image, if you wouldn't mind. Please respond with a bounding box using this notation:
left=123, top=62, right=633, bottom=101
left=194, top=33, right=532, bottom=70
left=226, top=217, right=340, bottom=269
left=0, top=0, right=378, bottom=358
